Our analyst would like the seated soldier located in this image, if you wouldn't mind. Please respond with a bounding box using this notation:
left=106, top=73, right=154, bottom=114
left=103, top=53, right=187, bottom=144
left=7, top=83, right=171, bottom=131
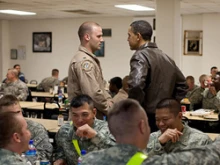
left=0, top=95, right=53, bottom=160
left=81, top=99, right=220, bottom=165
left=113, top=75, right=129, bottom=103
left=0, top=111, right=31, bottom=165
left=185, top=75, right=198, bottom=98
left=14, top=64, right=26, bottom=83
left=147, top=98, right=212, bottom=157
left=2, top=69, right=28, bottom=101
left=109, top=77, right=122, bottom=97
left=188, top=74, right=211, bottom=110
left=37, top=69, right=60, bottom=92
left=202, top=76, right=220, bottom=112
left=53, top=94, right=115, bottom=165
left=210, top=66, right=218, bottom=82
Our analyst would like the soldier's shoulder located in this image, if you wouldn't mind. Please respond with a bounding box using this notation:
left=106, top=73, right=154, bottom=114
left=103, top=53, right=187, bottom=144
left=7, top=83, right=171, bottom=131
left=186, top=125, right=210, bottom=140
left=57, top=122, right=73, bottom=136
left=26, top=119, right=46, bottom=130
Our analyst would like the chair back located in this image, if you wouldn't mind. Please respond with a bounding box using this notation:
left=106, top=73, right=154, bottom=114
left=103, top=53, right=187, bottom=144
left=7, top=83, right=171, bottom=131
left=30, top=80, right=38, bottom=84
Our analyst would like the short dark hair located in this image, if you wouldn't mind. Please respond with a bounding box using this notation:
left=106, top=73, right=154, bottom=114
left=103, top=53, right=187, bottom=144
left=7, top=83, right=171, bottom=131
left=52, top=69, right=59, bottom=76
left=70, top=94, right=94, bottom=110
left=78, top=22, right=101, bottom=41
left=130, top=20, right=152, bottom=41
left=108, top=99, right=144, bottom=138
left=0, top=95, right=19, bottom=112
left=186, top=76, right=195, bottom=82
left=13, top=64, right=20, bottom=68
left=211, top=66, right=218, bottom=71
left=156, top=98, right=181, bottom=116
left=109, top=77, right=122, bottom=89
left=0, top=111, right=22, bottom=147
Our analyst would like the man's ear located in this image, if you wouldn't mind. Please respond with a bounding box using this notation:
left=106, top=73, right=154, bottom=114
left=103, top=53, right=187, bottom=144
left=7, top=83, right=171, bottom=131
left=139, top=119, right=146, bottom=134
left=92, top=108, right=97, bottom=117
left=12, top=133, right=21, bottom=143
left=178, top=112, right=183, bottom=120
left=137, top=33, right=142, bottom=41
left=84, top=33, right=90, bottom=41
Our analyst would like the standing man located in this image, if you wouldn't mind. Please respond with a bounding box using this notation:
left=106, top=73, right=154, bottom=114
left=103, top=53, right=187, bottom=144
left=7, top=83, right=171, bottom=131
left=127, top=20, right=187, bottom=132
left=68, top=21, right=113, bottom=119
left=14, top=64, right=26, bottom=83
left=0, top=112, right=31, bottom=165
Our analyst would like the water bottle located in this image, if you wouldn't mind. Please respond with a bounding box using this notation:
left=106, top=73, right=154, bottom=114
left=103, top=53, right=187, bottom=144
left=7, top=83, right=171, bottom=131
left=25, top=140, right=37, bottom=165
left=58, top=88, right=63, bottom=105
left=78, top=150, right=86, bottom=165
left=57, top=108, right=64, bottom=126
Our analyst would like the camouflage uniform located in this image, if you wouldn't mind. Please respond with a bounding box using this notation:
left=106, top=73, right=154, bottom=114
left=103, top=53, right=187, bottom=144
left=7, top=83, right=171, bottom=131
left=188, top=87, right=204, bottom=110
left=82, top=137, right=220, bottom=165
left=26, top=119, right=53, bottom=160
left=147, top=124, right=212, bottom=157
left=37, top=76, right=60, bottom=92
left=0, top=148, right=27, bottom=165
left=185, top=85, right=199, bottom=98
left=53, top=119, right=115, bottom=165
left=2, top=79, right=28, bottom=101
left=202, top=88, right=220, bottom=111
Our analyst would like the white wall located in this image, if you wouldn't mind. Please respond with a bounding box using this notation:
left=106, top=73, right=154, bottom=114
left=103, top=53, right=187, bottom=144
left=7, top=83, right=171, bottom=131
left=2, top=14, right=220, bottom=84
left=8, top=17, right=133, bottom=83
left=182, top=14, right=220, bottom=84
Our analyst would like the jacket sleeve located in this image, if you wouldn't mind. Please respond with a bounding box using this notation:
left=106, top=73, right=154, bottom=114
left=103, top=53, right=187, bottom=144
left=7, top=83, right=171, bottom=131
left=91, top=121, right=116, bottom=149
left=128, top=53, right=149, bottom=103
left=73, top=61, right=112, bottom=114
left=17, top=84, right=29, bottom=101
left=146, top=132, right=165, bottom=157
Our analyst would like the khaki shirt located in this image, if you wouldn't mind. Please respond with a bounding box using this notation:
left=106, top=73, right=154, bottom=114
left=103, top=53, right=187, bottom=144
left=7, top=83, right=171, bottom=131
left=68, top=46, right=112, bottom=118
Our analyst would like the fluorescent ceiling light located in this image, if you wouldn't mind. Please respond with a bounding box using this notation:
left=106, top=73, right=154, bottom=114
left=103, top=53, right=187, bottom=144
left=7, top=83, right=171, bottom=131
left=115, top=4, right=155, bottom=11
left=0, top=10, right=36, bottom=15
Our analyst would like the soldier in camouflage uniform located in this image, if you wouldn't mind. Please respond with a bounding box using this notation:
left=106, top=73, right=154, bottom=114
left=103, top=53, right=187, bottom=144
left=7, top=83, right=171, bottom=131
left=185, top=75, right=198, bottom=98
left=81, top=99, right=220, bottom=165
left=0, top=112, right=31, bottom=165
left=202, top=76, right=220, bottom=112
left=37, top=69, right=60, bottom=92
left=2, top=69, right=28, bottom=101
left=188, top=74, right=210, bottom=110
left=53, top=95, right=115, bottom=165
left=0, top=95, right=53, bottom=161
left=147, top=98, right=212, bottom=157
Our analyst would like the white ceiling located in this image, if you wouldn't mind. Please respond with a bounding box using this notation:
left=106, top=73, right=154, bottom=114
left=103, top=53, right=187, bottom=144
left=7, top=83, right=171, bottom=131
left=0, top=0, right=220, bottom=20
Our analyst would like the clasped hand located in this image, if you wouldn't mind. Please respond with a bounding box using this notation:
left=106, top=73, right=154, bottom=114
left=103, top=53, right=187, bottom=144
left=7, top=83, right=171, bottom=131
left=158, top=128, right=183, bottom=145
left=76, top=124, right=97, bottom=139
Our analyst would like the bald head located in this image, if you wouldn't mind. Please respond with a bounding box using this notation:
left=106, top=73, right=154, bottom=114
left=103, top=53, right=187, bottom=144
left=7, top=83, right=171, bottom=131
left=78, top=21, right=101, bottom=41
left=6, top=69, right=18, bottom=82
left=108, top=99, right=150, bottom=149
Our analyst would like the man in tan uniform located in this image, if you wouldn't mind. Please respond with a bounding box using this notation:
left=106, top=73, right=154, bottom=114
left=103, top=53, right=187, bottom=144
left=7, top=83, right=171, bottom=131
left=68, top=21, right=113, bottom=119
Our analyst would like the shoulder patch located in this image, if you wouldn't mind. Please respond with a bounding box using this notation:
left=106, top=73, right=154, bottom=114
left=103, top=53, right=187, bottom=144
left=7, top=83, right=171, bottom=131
left=81, top=60, right=93, bottom=71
